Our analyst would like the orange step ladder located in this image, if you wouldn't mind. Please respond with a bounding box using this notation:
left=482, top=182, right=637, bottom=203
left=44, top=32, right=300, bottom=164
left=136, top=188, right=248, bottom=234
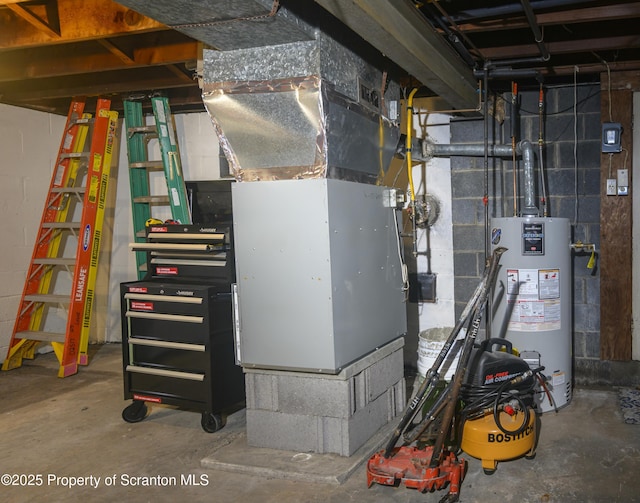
left=2, top=98, right=118, bottom=377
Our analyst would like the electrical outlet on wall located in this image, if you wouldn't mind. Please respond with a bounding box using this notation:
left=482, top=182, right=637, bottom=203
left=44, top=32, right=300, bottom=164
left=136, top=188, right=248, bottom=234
left=607, top=178, right=617, bottom=196
left=618, top=168, right=629, bottom=196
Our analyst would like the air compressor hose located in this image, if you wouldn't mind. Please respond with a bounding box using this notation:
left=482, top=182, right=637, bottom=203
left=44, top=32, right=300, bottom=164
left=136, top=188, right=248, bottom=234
left=492, top=382, right=530, bottom=437
left=460, top=367, right=544, bottom=438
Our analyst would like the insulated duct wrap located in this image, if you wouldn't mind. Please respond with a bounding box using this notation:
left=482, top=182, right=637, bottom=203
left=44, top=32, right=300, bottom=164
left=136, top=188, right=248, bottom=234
left=116, top=0, right=313, bottom=50
left=202, top=34, right=401, bottom=183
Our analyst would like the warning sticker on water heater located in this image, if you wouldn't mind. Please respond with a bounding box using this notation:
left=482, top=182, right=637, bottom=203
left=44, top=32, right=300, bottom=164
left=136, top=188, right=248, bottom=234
left=506, top=267, right=561, bottom=331
left=538, top=269, right=560, bottom=300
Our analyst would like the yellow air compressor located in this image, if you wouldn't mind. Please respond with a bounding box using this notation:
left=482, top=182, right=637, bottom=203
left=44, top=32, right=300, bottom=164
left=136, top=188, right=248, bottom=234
left=461, top=407, right=536, bottom=474
left=459, top=338, right=540, bottom=474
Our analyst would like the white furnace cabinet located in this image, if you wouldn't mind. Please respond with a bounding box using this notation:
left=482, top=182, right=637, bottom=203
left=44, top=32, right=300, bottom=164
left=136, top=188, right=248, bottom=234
left=232, top=178, right=407, bottom=373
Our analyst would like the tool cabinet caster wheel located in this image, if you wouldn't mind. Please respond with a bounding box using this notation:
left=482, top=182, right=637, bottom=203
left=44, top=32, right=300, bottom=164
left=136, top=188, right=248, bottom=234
left=201, top=412, right=225, bottom=433
left=483, top=468, right=496, bottom=476
left=122, top=400, right=148, bottom=423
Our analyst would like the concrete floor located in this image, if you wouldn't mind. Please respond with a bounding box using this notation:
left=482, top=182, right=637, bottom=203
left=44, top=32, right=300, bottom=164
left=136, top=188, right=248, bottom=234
left=1, top=343, right=639, bottom=503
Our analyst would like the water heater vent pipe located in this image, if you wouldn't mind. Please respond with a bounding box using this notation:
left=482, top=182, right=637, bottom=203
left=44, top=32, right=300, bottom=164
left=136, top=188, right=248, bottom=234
left=420, top=139, right=539, bottom=216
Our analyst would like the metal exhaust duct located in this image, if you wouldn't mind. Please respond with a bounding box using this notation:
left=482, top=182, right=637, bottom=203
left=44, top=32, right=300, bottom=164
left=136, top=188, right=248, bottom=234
left=200, top=32, right=401, bottom=183
left=416, top=139, right=539, bottom=216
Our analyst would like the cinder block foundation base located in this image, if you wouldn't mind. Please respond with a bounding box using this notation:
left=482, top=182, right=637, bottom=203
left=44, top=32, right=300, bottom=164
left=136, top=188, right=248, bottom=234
left=243, top=338, right=406, bottom=457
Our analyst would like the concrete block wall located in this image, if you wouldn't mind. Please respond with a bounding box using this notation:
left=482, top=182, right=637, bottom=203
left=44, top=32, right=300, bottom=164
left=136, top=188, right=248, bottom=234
left=404, top=109, right=456, bottom=371
left=449, top=109, right=500, bottom=318
left=0, top=104, right=66, bottom=358
left=528, top=85, right=601, bottom=365
left=450, top=83, right=601, bottom=378
left=243, top=340, right=406, bottom=456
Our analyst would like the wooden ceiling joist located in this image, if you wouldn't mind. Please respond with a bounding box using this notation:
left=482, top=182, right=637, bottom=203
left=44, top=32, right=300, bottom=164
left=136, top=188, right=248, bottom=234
left=0, top=0, right=166, bottom=49
left=3, top=0, right=640, bottom=115
left=5, top=0, right=61, bottom=38
left=97, top=38, right=136, bottom=65
left=0, top=40, right=199, bottom=81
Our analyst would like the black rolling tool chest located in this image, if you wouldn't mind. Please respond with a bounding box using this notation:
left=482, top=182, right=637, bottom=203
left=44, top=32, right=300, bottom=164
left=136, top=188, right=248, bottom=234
left=121, top=222, right=244, bottom=432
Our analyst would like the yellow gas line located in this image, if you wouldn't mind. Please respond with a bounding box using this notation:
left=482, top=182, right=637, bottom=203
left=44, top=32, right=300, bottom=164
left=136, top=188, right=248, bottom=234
left=406, top=88, right=419, bottom=203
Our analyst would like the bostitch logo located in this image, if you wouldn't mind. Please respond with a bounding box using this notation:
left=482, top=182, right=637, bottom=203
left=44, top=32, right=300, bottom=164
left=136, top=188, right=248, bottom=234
left=487, top=423, right=534, bottom=443
left=82, top=224, right=91, bottom=251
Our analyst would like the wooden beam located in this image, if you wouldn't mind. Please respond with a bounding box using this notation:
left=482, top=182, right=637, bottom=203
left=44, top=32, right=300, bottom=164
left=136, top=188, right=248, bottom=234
left=0, top=0, right=167, bottom=49
left=455, top=2, right=640, bottom=33
left=96, top=38, right=135, bottom=65
left=0, top=66, right=199, bottom=101
left=600, top=79, right=633, bottom=361
left=544, top=61, right=640, bottom=77
left=482, top=35, right=640, bottom=60
left=1, top=85, right=206, bottom=116
left=606, top=70, right=640, bottom=90
left=0, top=40, right=199, bottom=82
left=165, top=64, right=195, bottom=84
left=6, top=1, right=61, bottom=38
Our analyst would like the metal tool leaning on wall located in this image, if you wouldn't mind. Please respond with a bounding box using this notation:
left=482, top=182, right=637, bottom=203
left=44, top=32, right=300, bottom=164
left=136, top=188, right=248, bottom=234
left=367, top=246, right=545, bottom=502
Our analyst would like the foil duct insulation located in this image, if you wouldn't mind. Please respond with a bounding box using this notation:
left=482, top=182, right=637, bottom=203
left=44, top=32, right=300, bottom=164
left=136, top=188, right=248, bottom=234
left=201, top=33, right=401, bottom=183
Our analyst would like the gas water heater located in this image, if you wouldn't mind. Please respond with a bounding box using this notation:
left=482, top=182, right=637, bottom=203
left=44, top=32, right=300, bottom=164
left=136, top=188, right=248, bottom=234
left=491, top=216, right=572, bottom=412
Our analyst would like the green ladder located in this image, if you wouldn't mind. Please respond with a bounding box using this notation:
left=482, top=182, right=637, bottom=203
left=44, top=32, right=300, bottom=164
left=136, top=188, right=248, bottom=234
left=123, top=96, right=191, bottom=279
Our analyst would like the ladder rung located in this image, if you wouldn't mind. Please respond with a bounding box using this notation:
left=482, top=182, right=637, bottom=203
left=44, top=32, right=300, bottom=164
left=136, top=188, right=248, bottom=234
left=70, top=117, right=93, bottom=126
left=15, top=330, right=66, bottom=343
left=51, top=187, right=85, bottom=194
left=128, top=126, right=157, bottom=135
left=42, top=222, right=81, bottom=230
left=133, top=195, right=170, bottom=204
left=24, top=294, right=70, bottom=304
left=59, top=152, right=89, bottom=160
left=32, top=258, right=76, bottom=266
left=130, top=161, right=164, bottom=169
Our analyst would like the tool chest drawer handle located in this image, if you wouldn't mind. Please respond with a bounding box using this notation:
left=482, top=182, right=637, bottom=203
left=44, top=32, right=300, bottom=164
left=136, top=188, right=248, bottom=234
left=124, top=292, right=203, bottom=304
left=150, top=258, right=226, bottom=267
left=150, top=251, right=226, bottom=259
left=126, top=365, right=205, bottom=381
left=125, top=311, right=204, bottom=323
left=147, top=232, right=225, bottom=241
left=129, top=242, right=215, bottom=252
left=128, top=337, right=206, bottom=352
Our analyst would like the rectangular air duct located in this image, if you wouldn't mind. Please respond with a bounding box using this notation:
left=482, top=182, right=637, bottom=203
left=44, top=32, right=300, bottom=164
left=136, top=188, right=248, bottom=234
left=201, top=33, right=400, bottom=183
